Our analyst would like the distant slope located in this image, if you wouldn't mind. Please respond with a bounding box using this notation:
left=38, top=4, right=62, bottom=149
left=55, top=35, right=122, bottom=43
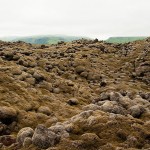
left=106, top=37, right=147, bottom=43
left=0, top=35, right=89, bottom=44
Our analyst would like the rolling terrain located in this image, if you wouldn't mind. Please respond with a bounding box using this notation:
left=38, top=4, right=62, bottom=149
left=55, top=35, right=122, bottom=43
left=0, top=38, right=149, bottom=150
left=1, top=36, right=147, bottom=45
left=0, top=35, right=88, bottom=45
left=106, top=37, right=147, bottom=43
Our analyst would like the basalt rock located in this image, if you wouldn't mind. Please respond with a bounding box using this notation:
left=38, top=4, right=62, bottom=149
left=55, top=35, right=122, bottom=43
left=32, top=124, right=57, bottom=149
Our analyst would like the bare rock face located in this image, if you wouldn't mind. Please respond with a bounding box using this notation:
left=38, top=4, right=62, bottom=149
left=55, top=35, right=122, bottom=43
left=32, top=124, right=57, bottom=149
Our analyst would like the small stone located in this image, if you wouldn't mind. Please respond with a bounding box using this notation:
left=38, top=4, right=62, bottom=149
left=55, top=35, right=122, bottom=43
left=49, top=124, right=65, bottom=134
left=33, top=72, right=45, bottom=82
left=126, top=135, right=138, bottom=148
left=79, top=110, right=93, bottom=118
left=116, top=129, right=127, bottom=141
left=100, top=79, right=107, bottom=87
left=23, top=137, right=32, bottom=148
left=67, top=98, right=79, bottom=106
left=17, top=127, right=34, bottom=145
left=45, top=117, right=58, bottom=127
left=109, top=92, right=122, bottom=102
left=0, top=135, right=16, bottom=146
left=12, top=68, right=22, bottom=75
left=4, top=52, right=14, bottom=60
left=120, top=90, right=127, bottom=96
left=40, top=45, right=48, bottom=49
left=80, top=72, right=88, bottom=78
left=38, top=81, right=53, bottom=91
left=25, top=77, right=36, bottom=85
left=101, top=101, right=120, bottom=113
left=128, top=105, right=145, bottom=118
left=64, top=123, right=74, bottom=133
left=75, top=66, right=85, bottom=74
left=102, top=100, right=114, bottom=109
left=139, top=92, right=150, bottom=100
left=37, top=106, right=51, bottom=115
left=0, top=107, right=17, bottom=124
left=0, top=143, right=3, bottom=148
left=53, top=88, right=60, bottom=94
left=82, top=104, right=100, bottom=111
left=80, top=133, right=100, bottom=147
left=93, top=38, right=99, bottom=43
left=99, top=92, right=110, bottom=101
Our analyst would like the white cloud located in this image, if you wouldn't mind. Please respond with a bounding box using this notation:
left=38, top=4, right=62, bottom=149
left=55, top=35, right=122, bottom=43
left=0, top=0, right=150, bottom=39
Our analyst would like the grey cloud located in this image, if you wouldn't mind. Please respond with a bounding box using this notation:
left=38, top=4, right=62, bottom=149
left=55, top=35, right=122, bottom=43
left=0, top=0, right=150, bottom=39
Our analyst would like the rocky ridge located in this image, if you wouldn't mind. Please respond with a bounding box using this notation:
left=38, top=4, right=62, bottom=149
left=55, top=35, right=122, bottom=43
left=0, top=38, right=149, bottom=149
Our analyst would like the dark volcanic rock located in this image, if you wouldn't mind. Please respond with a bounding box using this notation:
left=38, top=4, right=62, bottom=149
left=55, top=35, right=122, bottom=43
left=32, top=124, right=57, bottom=149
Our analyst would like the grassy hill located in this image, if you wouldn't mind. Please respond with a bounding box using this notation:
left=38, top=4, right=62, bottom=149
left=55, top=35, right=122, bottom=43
left=1, top=36, right=148, bottom=44
left=106, top=37, right=147, bottom=43
left=0, top=35, right=89, bottom=44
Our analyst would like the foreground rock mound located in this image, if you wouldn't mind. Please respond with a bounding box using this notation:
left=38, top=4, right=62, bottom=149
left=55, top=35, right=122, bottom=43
left=0, top=39, right=149, bottom=149
left=32, top=125, right=57, bottom=149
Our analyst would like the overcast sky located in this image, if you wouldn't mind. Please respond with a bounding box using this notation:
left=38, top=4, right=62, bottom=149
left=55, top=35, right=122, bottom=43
left=0, top=0, right=150, bottom=39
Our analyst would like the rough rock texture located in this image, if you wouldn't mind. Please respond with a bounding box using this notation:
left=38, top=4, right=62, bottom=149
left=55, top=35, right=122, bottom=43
left=0, top=38, right=149, bottom=149
left=17, top=127, right=34, bottom=145
left=32, top=124, right=57, bottom=149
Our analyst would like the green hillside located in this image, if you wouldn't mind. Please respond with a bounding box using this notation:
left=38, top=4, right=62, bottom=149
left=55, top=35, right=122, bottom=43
left=0, top=35, right=89, bottom=44
left=106, top=37, right=147, bottom=43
